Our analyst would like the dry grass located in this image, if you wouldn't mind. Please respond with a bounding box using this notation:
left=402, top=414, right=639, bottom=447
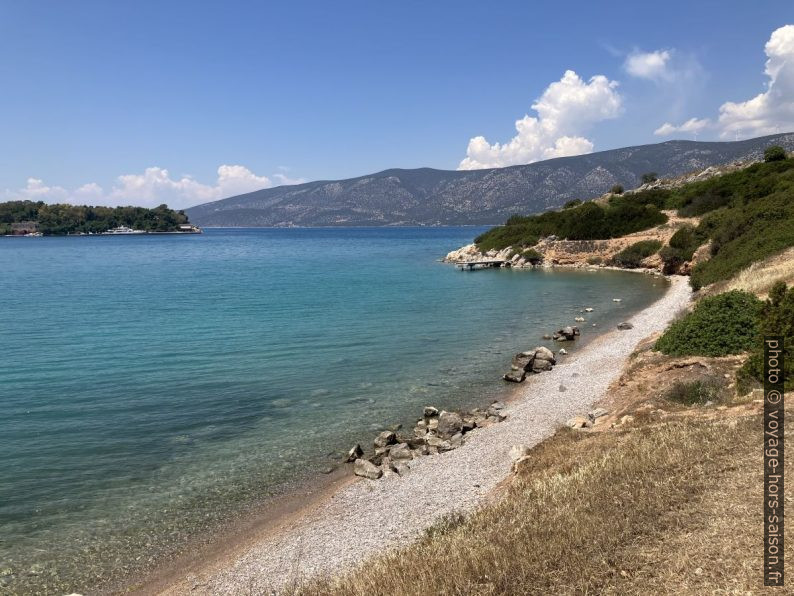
left=710, top=246, right=794, bottom=298
left=296, top=409, right=791, bottom=596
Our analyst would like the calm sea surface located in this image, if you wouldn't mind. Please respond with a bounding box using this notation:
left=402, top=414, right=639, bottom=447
left=0, top=227, right=667, bottom=593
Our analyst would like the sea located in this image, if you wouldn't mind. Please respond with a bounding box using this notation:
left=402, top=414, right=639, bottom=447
left=0, top=227, right=667, bottom=593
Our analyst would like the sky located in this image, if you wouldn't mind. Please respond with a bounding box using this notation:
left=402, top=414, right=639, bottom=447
left=1, top=1, right=794, bottom=209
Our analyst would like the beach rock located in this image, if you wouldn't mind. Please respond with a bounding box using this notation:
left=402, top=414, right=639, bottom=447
left=619, top=415, right=635, bottom=425
left=503, top=368, right=526, bottom=383
left=511, top=352, right=534, bottom=371
left=462, top=416, right=477, bottom=432
left=553, top=326, right=579, bottom=341
left=532, top=358, right=553, bottom=373
left=558, top=348, right=568, bottom=355
left=584, top=307, right=594, bottom=312
left=389, top=443, right=414, bottom=461
left=588, top=408, right=609, bottom=421
left=533, top=346, right=555, bottom=362
left=391, top=460, right=410, bottom=476
left=449, top=432, right=464, bottom=449
left=574, top=316, right=585, bottom=322
left=423, top=406, right=439, bottom=418
left=345, top=444, right=363, bottom=462
left=426, top=435, right=452, bottom=451
left=617, top=322, right=634, bottom=330
left=373, top=430, right=397, bottom=449
left=437, top=411, right=463, bottom=437
left=559, top=384, right=567, bottom=392
left=486, top=401, right=506, bottom=418
left=353, top=459, right=382, bottom=480
left=508, top=444, right=531, bottom=462
left=566, top=416, right=592, bottom=429
left=374, top=445, right=391, bottom=457
left=427, top=418, right=439, bottom=431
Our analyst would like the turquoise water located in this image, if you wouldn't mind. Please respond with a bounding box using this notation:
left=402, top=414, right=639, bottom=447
left=0, top=228, right=666, bottom=593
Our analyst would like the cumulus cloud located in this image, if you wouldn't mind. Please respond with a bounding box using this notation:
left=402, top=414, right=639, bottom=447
left=458, top=70, right=622, bottom=170
left=653, top=25, right=794, bottom=139
left=624, top=50, right=672, bottom=82
left=654, top=117, right=711, bottom=136
left=3, top=164, right=302, bottom=209
left=716, top=24, right=794, bottom=137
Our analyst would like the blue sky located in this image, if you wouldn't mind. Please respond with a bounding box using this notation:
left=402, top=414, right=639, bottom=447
left=1, top=1, right=793, bottom=208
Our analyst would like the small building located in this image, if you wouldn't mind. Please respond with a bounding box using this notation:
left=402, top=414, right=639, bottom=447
left=11, top=221, right=39, bottom=235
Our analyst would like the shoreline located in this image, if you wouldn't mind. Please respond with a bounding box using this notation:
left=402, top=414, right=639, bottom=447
left=140, top=275, right=692, bottom=595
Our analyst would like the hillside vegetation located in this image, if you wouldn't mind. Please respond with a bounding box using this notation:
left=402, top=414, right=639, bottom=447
left=476, top=150, right=794, bottom=291
left=0, top=201, right=191, bottom=235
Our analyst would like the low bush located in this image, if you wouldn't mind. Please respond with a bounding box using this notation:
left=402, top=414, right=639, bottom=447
left=659, top=225, right=707, bottom=274
left=740, top=281, right=794, bottom=391
left=655, top=290, right=763, bottom=356
left=563, top=199, right=582, bottom=209
left=611, top=240, right=662, bottom=268
left=475, top=196, right=668, bottom=252
left=665, top=379, right=725, bottom=405
left=521, top=248, right=543, bottom=265
left=610, top=184, right=624, bottom=194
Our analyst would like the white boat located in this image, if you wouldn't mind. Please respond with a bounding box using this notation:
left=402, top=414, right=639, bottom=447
left=104, top=226, right=146, bottom=235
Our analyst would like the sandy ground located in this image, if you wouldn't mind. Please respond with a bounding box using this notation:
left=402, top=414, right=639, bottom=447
left=155, top=276, right=692, bottom=595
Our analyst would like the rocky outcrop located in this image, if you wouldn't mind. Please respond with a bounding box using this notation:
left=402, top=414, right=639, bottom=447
left=503, top=346, right=558, bottom=383
left=347, top=401, right=508, bottom=479
left=552, top=326, right=580, bottom=341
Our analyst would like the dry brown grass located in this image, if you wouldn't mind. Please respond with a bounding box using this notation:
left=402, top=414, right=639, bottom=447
left=297, top=409, right=791, bottom=596
left=709, top=246, right=794, bottom=299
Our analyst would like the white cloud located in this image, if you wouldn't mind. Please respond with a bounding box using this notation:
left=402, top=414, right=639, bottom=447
left=654, top=25, right=794, bottom=139
left=458, top=70, right=622, bottom=170
left=717, top=24, right=794, bottom=138
left=654, top=117, right=711, bottom=136
left=624, top=50, right=672, bottom=82
left=3, top=164, right=303, bottom=209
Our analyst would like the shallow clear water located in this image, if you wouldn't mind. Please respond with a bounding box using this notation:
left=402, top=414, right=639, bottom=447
left=0, top=228, right=666, bottom=593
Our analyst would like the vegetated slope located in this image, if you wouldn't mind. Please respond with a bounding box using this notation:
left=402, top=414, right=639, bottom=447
left=186, top=133, right=794, bottom=227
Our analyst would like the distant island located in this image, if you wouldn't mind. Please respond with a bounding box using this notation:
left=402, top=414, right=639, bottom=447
left=185, top=133, right=794, bottom=227
left=0, top=201, right=201, bottom=236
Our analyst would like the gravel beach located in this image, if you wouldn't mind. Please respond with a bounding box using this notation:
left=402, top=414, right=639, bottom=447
left=159, top=275, right=692, bottom=595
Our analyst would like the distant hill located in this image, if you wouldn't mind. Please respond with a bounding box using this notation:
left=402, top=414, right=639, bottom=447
left=186, top=133, right=794, bottom=227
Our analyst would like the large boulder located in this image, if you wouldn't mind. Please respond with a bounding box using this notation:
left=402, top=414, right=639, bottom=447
left=389, top=443, right=414, bottom=461
left=437, top=411, right=463, bottom=438
left=373, top=430, right=397, bottom=449
left=511, top=352, right=535, bottom=371
left=533, top=346, right=555, bottom=362
left=553, top=326, right=579, bottom=341
left=353, top=458, right=382, bottom=479
left=531, top=358, right=553, bottom=373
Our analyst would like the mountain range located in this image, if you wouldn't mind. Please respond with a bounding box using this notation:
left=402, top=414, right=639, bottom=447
left=186, top=133, right=794, bottom=227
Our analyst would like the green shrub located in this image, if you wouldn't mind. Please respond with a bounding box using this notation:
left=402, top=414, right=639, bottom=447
left=586, top=255, right=603, bottom=265
left=740, top=282, right=794, bottom=391
left=659, top=225, right=707, bottom=274
left=521, top=248, right=543, bottom=265
left=665, top=379, right=726, bottom=405
left=563, top=199, right=582, bottom=209
left=610, top=184, right=624, bottom=195
left=764, top=145, right=787, bottom=162
left=475, top=195, right=668, bottom=252
left=655, top=290, right=763, bottom=356
left=641, top=172, right=658, bottom=184
left=611, top=240, right=662, bottom=268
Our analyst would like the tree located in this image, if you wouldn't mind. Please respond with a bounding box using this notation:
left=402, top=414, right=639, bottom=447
left=610, top=184, right=624, bottom=194
left=764, top=145, right=787, bottom=162
left=641, top=172, right=658, bottom=184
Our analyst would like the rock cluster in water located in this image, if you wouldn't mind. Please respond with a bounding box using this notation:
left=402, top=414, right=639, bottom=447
left=502, top=345, right=557, bottom=383
left=348, top=402, right=507, bottom=479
